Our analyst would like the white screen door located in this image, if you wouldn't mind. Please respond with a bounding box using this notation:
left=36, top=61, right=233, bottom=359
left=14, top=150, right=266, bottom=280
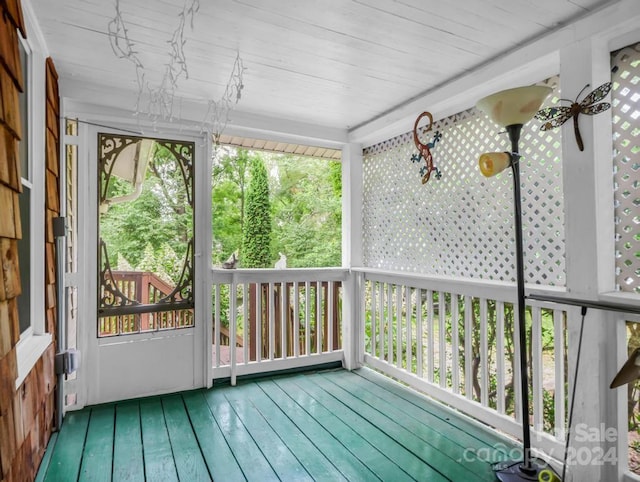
left=82, top=128, right=206, bottom=404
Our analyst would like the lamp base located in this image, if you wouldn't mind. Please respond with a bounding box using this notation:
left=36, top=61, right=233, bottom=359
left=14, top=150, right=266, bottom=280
left=494, top=460, right=560, bottom=481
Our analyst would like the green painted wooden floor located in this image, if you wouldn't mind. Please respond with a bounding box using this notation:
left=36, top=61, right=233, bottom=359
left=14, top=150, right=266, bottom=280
left=36, top=368, right=517, bottom=481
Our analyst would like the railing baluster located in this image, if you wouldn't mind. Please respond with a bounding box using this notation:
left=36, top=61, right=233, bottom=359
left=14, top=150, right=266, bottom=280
left=378, top=282, right=384, bottom=360
left=464, top=295, right=473, bottom=400
left=371, top=280, right=377, bottom=357
left=439, top=291, right=447, bottom=389
left=387, top=283, right=393, bottom=364
left=359, top=275, right=366, bottom=363
left=396, top=284, right=402, bottom=368
left=513, top=301, right=523, bottom=423
left=406, top=286, right=412, bottom=374
left=242, top=283, right=248, bottom=365
left=328, top=281, right=334, bottom=352
left=256, top=283, right=262, bottom=363
left=230, top=281, right=237, bottom=385
left=269, top=282, right=275, bottom=360
left=554, top=308, right=565, bottom=440
left=532, top=306, right=543, bottom=432
left=305, top=281, right=311, bottom=356
left=427, top=290, right=434, bottom=383
left=416, top=288, right=423, bottom=378
left=480, top=298, right=488, bottom=407
left=281, top=281, right=287, bottom=359
left=496, top=301, right=505, bottom=414
left=316, top=281, right=323, bottom=354
left=214, top=284, right=221, bottom=368
left=293, top=282, right=300, bottom=358
left=451, top=293, right=460, bottom=394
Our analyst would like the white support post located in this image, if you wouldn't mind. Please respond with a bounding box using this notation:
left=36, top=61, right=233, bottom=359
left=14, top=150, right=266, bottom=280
left=341, top=142, right=363, bottom=370
left=559, top=37, right=618, bottom=482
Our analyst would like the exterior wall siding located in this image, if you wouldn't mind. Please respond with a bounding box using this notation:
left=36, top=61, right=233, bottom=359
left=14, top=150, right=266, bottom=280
left=0, top=1, right=59, bottom=480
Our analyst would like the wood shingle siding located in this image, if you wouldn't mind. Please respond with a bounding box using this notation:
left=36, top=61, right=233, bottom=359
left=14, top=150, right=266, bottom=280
left=0, top=0, right=59, bottom=479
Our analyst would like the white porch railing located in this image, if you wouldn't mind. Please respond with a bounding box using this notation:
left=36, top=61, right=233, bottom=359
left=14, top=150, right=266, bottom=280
left=211, top=268, right=348, bottom=384
left=353, top=268, right=569, bottom=459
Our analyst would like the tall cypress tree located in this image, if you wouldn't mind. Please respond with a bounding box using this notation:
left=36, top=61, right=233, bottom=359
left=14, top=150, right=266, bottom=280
left=241, top=156, right=272, bottom=267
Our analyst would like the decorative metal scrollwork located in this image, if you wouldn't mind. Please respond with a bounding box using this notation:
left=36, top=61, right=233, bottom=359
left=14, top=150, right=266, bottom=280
left=98, top=133, right=194, bottom=319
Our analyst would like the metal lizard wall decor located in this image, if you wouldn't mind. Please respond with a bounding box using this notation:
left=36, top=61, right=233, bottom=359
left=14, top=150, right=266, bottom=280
left=410, top=111, right=442, bottom=184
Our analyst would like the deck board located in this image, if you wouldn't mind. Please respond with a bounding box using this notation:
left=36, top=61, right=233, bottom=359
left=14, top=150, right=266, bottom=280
left=78, top=405, right=114, bottom=482
left=285, top=374, right=449, bottom=481
left=182, top=391, right=246, bottom=481
left=214, top=390, right=313, bottom=481
left=162, top=395, right=212, bottom=481
left=37, top=368, right=516, bottom=481
left=43, top=411, right=90, bottom=481
left=270, top=376, right=416, bottom=482
left=240, top=383, right=349, bottom=481
left=139, top=398, right=179, bottom=482
left=113, top=401, right=145, bottom=482
left=202, top=389, right=280, bottom=481
left=319, top=372, right=495, bottom=480
left=255, top=378, right=382, bottom=481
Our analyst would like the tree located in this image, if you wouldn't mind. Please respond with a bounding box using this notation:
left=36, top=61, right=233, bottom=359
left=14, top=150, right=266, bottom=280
left=212, top=148, right=251, bottom=263
left=242, top=157, right=272, bottom=267
left=268, top=155, right=341, bottom=267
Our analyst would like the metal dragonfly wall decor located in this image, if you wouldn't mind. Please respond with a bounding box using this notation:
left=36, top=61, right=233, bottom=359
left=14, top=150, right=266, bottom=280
left=410, top=111, right=442, bottom=184
left=534, top=82, right=612, bottom=151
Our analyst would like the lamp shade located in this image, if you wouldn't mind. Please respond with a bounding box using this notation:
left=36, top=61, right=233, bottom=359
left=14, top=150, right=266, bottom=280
left=476, top=85, right=552, bottom=127
left=479, top=152, right=511, bottom=177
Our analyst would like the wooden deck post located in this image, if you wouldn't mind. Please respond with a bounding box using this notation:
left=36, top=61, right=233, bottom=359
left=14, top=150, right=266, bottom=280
left=559, top=38, right=618, bottom=482
left=341, top=143, right=363, bottom=370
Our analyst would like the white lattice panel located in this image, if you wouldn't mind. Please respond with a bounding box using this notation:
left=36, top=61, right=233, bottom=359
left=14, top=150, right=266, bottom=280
left=612, top=43, right=640, bottom=294
left=362, top=78, right=565, bottom=285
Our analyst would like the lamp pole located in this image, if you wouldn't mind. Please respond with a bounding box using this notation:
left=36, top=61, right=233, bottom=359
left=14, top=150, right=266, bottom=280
left=506, top=123, right=535, bottom=475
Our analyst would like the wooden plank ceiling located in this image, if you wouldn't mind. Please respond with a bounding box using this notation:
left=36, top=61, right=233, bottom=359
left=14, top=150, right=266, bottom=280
left=216, top=134, right=341, bottom=160
left=30, top=0, right=615, bottom=133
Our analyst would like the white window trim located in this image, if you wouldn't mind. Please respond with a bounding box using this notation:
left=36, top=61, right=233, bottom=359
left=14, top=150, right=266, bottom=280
left=15, top=333, right=52, bottom=388
left=15, top=12, right=51, bottom=388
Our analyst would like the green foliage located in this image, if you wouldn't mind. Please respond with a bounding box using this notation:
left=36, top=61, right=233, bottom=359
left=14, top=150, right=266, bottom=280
left=212, top=149, right=342, bottom=268
left=543, top=388, right=555, bottom=433
left=100, top=144, right=192, bottom=284
left=212, top=148, right=251, bottom=263
left=242, top=157, right=272, bottom=268
left=268, top=156, right=341, bottom=267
